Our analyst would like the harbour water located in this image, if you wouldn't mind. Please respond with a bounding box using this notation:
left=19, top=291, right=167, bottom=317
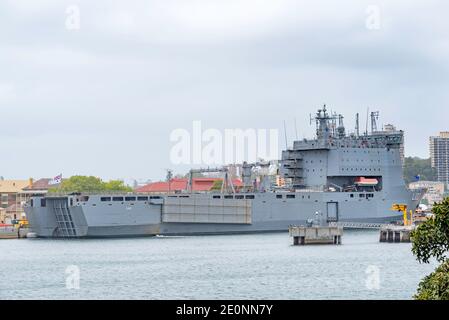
left=0, top=230, right=437, bottom=300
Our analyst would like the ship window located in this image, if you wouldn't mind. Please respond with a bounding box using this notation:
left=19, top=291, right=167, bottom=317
left=101, top=197, right=111, bottom=202
left=359, top=194, right=364, bottom=198
left=80, top=196, right=89, bottom=202
left=245, top=195, right=255, bottom=199
left=113, top=197, right=124, bottom=201
left=125, top=196, right=136, bottom=201
left=41, top=198, right=46, bottom=207
left=286, top=194, right=295, bottom=199
left=212, top=195, right=221, bottom=199
left=350, top=194, right=354, bottom=198
left=276, top=195, right=283, bottom=199
left=137, top=196, right=148, bottom=201
left=224, top=195, right=234, bottom=199
left=30, top=199, right=34, bottom=207
left=150, top=196, right=161, bottom=199
left=235, top=195, right=244, bottom=199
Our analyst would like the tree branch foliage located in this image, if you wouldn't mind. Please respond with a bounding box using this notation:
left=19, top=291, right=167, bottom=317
left=411, top=197, right=449, bottom=300
left=48, top=175, right=132, bottom=193
left=403, top=157, right=436, bottom=184
left=411, top=198, right=449, bottom=264
left=415, top=259, right=449, bottom=300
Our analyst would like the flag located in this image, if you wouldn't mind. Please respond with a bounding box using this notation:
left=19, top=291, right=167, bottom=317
left=49, top=174, right=62, bottom=185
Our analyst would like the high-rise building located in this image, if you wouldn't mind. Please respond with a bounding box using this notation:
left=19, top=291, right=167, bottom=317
left=430, top=132, right=449, bottom=186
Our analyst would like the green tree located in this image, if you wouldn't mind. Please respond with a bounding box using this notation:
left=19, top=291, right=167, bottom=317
left=403, top=157, right=437, bottom=184
left=210, top=180, right=223, bottom=191
left=411, top=198, right=449, bottom=299
left=49, top=176, right=132, bottom=193
left=103, top=180, right=133, bottom=192
left=414, top=260, right=449, bottom=300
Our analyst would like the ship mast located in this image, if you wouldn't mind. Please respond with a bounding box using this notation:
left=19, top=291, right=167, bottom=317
left=314, top=104, right=344, bottom=141
left=315, top=104, right=331, bottom=141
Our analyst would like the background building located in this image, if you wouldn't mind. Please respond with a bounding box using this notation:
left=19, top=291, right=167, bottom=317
left=0, top=179, right=31, bottom=223
left=21, top=178, right=61, bottom=196
left=136, top=178, right=242, bottom=194
left=409, top=180, right=445, bottom=206
left=430, top=132, right=449, bottom=186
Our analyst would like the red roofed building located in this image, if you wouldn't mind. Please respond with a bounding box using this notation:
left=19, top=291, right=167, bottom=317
left=21, top=178, right=62, bottom=195
left=135, top=178, right=242, bottom=194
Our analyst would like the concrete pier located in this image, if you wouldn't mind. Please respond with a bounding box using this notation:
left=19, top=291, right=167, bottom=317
left=379, top=225, right=414, bottom=243
left=0, top=226, right=30, bottom=239
left=289, top=225, right=343, bottom=245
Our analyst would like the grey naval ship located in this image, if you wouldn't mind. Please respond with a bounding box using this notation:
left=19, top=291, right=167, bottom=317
left=24, top=106, right=425, bottom=238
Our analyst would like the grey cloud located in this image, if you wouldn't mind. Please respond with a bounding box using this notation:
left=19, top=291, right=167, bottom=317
left=1, top=0, right=448, bottom=180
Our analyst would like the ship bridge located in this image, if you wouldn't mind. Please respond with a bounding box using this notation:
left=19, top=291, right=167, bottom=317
left=281, top=106, right=404, bottom=192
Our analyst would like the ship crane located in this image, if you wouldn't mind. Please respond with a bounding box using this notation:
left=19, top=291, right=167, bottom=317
left=390, top=204, right=413, bottom=226
left=187, top=167, right=235, bottom=194
left=371, top=111, right=380, bottom=133
left=242, top=160, right=278, bottom=192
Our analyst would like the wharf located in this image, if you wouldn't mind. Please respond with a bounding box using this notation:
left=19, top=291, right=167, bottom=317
left=289, top=225, right=343, bottom=245
left=0, top=225, right=30, bottom=239
left=379, top=225, right=414, bottom=243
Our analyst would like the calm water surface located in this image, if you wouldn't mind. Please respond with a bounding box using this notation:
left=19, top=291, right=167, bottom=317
left=0, top=230, right=437, bottom=300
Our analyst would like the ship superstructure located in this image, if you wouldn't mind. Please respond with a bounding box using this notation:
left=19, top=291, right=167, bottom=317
left=24, top=106, right=425, bottom=238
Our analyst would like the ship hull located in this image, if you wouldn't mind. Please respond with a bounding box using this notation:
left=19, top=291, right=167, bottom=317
left=24, top=189, right=421, bottom=238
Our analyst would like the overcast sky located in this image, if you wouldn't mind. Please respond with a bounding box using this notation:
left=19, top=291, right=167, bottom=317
left=1, top=0, right=449, bottom=182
